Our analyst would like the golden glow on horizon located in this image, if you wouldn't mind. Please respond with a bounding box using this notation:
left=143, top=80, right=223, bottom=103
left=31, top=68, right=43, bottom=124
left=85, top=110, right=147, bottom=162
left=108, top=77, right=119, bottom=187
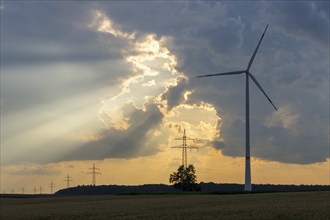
left=2, top=157, right=329, bottom=194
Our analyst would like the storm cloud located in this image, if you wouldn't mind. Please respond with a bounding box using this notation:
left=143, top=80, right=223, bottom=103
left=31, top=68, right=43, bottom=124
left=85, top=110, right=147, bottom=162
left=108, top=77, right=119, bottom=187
left=1, top=1, right=329, bottom=166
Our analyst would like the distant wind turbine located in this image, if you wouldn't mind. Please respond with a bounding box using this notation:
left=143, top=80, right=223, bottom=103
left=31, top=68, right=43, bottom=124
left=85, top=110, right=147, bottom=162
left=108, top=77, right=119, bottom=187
left=197, top=25, right=277, bottom=191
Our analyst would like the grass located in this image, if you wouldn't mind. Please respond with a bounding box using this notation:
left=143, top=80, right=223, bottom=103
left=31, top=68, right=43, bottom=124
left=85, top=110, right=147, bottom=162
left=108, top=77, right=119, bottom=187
left=0, top=191, right=329, bottom=219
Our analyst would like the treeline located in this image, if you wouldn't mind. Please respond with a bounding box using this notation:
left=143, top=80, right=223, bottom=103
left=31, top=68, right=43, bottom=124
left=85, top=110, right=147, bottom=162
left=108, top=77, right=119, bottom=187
left=56, top=184, right=178, bottom=195
left=55, top=182, right=330, bottom=195
left=200, top=182, right=330, bottom=193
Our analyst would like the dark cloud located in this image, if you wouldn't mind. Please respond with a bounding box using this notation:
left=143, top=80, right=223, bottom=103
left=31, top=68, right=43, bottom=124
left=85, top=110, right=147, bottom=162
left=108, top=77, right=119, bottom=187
left=97, top=1, right=220, bottom=37
left=161, top=76, right=188, bottom=111
left=59, top=103, right=164, bottom=162
left=254, top=113, right=329, bottom=165
left=3, top=166, right=61, bottom=176
left=195, top=18, right=244, bottom=54
left=210, top=110, right=329, bottom=165
left=1, top=1, right=125, bottom=66
left=211, top=139, right=226, bottom=150
left=215, top=117, right=245, bottom=156
left=261, top=1, right=329, bottom=48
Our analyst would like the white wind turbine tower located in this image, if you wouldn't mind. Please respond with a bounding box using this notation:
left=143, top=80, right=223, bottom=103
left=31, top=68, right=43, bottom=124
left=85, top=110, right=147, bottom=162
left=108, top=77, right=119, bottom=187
left=197, top=25, right=277, bottom=191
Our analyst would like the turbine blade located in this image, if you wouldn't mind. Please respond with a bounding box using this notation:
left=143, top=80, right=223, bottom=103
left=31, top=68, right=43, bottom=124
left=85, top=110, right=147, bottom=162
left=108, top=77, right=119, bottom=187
left=197, top=70, right=246, bottom=78
left=248, top=72, right=278, bottom=111
left=247, top=24, right=269, bottom=71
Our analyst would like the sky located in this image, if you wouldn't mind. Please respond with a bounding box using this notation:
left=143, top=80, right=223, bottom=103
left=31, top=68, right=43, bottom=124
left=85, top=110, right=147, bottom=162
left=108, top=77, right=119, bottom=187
left=0, top=1, right=329, bottom=194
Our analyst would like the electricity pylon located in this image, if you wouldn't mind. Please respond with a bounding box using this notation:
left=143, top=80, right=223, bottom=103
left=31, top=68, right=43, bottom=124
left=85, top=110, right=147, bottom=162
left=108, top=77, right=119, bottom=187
left=22, top=187, right=25, bottom=195
left=88, top=163, right=101, bottom=186
left=49, top=181, right=56, bottom=194
left=33, top=187, right=37, bottom=195
left=64, top=173, right=73, bottom=188
left=39, top=186, right=42, bottom=194
left=171, top=129, right=198, bottom=168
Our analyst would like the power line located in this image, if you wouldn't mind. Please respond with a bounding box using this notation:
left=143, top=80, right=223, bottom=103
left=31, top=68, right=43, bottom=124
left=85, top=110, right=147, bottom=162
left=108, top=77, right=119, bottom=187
left=64, top=173, right=73, bottom=188
left=88, top=163, right=101, bottom=186
left=49, top=181, right=56, bottom=194
left=171, top=129, right=198, bottom=168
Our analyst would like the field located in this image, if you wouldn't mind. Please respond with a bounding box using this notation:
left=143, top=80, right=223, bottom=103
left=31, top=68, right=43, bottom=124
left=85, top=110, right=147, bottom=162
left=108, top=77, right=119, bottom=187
left=1, top=191, right=329, bottom=220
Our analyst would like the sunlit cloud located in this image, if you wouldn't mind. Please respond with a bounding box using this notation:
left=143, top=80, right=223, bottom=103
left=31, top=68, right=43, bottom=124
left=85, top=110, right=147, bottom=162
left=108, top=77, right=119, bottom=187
left=142, top=80, right=156, bottom=87
left=93, top=14, right=187, bottom=130
left=184, top=90, right=193, bottom=101
left=90, top=10, right=136, bottom=40
left=99, top=106, right=130, bottom=130
left=165, top=102, right=220, bottom=148
left=84, top=10, right=223, bottom=165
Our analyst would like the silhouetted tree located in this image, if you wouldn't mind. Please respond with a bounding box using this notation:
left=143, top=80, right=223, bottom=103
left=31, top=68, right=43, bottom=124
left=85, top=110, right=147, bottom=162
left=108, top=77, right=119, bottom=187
left=169, top=165, right=201, bottom=191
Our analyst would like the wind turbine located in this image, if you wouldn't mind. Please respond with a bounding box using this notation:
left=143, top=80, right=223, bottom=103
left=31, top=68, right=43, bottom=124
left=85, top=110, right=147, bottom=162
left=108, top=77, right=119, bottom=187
left=197, top=25, right=277, bottom=191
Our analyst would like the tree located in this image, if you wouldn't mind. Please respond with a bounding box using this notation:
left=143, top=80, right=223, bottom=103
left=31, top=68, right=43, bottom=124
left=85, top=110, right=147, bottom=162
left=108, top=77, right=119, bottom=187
left=169, top=164, right=201, bottom=191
